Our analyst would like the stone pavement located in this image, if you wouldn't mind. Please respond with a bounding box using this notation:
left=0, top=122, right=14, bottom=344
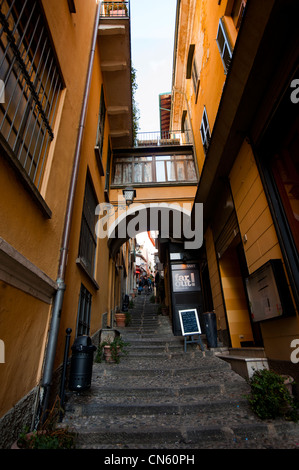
left=61, top=293, right=299, bottom=449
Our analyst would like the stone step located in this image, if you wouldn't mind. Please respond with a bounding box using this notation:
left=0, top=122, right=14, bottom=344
left=96, top=355, right=231, bottom=371
left=61, top=419, right=299, bottom=449
left=62, top=299, right=299, bottom=449
left=65, top=381, right=249, bottom=402
left=122, top=338, right=184, bottom=346
left=101, top=349, right=229, bottom=361
left=66, top=398, right=250, bottom=418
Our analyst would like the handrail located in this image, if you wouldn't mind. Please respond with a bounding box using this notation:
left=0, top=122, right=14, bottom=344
left=136, top=130, right=192, bottom=147
left=100, top=2, right=130, bottom=18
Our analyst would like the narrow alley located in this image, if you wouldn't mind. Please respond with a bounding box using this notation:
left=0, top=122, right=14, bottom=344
left=60, top=293, right=299, bottom=449
left=1, top=0, right=299, bottom=450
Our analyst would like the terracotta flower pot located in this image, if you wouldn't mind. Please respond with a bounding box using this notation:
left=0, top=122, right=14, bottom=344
left=115, top=313, right=126, bottom=327
left=103, top=345, right=120, bottom=363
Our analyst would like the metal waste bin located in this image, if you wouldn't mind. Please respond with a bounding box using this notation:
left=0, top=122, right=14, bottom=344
left=68, top=335, right=96, bottom=391
left=122, top=294, right=129, bottom=312
left=203, top=312, right=218, bottom=348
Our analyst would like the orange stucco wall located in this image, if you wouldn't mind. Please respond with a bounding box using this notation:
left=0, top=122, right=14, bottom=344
left=230, top=139, right=299, bottom=359
left=0, top=0, right=98, bottom=417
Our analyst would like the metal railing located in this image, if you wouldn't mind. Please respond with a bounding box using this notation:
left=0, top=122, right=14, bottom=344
left=135, top=130, right=192, bottom=147
left=100, top=2, right=130, bottom=18
left=0, top=0, right=63, bottom=190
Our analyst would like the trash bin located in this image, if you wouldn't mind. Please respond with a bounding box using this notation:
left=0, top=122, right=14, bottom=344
left=203, top=312, right=218, bottom=348
left=68, top=335, right=96, bottom=391
left=122, top=294, right=129, bottom=312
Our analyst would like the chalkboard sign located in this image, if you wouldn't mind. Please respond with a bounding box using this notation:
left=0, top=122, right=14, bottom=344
left=179, top=309, right=201, bottom=336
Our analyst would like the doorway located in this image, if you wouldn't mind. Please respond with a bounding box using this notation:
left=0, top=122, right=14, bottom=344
left=218, top=239, right=263, bottom=348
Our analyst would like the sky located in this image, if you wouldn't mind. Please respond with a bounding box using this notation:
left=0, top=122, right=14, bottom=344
left=130, top=0, right=177, bottom=133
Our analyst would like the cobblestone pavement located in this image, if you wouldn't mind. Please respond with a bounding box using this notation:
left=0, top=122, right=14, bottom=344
left=61, top=294, right=299, bottom=450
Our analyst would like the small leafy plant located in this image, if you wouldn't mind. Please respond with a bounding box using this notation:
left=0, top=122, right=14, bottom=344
left=95, top=335, right=130, bottom=364
left=17, top=427, right=75, bottom=449
left=16, top=396, right=76, bottom=449
left=246, top=369, right=298, bottom=421
left=125, top=311, right=132, bottom=326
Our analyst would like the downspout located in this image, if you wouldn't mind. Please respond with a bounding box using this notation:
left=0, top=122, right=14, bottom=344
left=39, top=1, right=101, bottom=422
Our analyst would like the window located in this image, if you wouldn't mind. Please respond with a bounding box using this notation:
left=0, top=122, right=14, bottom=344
left=186, top=44, right=195, bottom=79
left=200, top=107, right=211, bottom=155
left=78, top=173, right=98, bottom=277
left=231, top=0, right=247, bottom=30
left=216, top=18, right=233, bottom=73
left=67, top=0, right=76, bottom=14
left=271, top=126, right=299, bottom=254
left=181, top=110, right=192, bottom=144
left=112, top=154, right=197, bottom=185
left=0, top=0, right=63, bottom=190
left=257, top=77, right=299, bottom=309
left=76, top=284, right=92, bottom=336
left=104, top=141, right=112, bottom=201
left=95, top=85, right=106, bottom=175
left=192, top=59, right=199, bottom=95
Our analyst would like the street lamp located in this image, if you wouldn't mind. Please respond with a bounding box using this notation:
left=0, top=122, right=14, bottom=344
left=122, top=187, right=136, bottom=206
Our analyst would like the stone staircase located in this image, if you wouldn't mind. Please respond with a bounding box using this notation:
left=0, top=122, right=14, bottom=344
left=60, top=295, right=299, bottom=449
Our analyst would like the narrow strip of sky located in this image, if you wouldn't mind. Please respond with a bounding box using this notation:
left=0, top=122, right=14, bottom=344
left=130, top=0, right=177, bottom=133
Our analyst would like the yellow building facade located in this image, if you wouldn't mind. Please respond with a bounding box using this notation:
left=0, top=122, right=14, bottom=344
left=1, top=0, right=299, bottom=448
left=0, top=0, right=135, bottom=446
left=171, top=0, right=299, bottom=378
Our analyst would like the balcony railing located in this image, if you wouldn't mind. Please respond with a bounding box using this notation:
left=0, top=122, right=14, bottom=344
left=136, top=130, right=192, bottom=147
left=100, top=2, right=130, bottom=18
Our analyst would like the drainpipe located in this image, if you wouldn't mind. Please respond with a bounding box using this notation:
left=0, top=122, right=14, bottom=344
left=38, top=1, right=101, bottom=422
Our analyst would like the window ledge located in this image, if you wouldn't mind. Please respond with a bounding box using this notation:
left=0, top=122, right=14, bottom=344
left=76, top=257, right=100, bottom=291
left=94, top=146, right=105, bottom=176
left=0, top=237, right=57, bottom=304
left=111, top=181, right=198, bottom=189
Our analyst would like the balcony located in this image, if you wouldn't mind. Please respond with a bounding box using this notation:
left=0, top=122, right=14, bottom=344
left=111, top=141, right=197, bottom=187
left=136, top=130, right=193, bottom=148
left=98, top=1, right=133, bottom=148
left=100, top=2, right=130, bottom=18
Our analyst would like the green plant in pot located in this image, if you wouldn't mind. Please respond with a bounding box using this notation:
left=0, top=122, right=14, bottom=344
left=125, top=310, right=132, bottom=326
left=15, top=427, right=76, bottom=449
left=246, top=369, right=298, bottom=421
left=95, top=335, right=130, bottom=364
left=13, top=396, right=76, bottom=449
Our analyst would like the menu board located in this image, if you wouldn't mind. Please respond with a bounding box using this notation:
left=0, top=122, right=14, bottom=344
left=179, top=309, right=201, bottom=336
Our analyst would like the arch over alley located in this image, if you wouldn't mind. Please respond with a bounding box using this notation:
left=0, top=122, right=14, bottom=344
left=98, top=201, right=203, bottom=256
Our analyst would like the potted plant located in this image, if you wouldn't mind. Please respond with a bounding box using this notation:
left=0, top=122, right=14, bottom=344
left=115, top=311, right=126, bottom=327
left=125, top=310, right=132, bottom=327
left=245, top=369, right=298, bottom=421
left=161, top=304, right=168, bottom=316
left=13, top=427, right=76, bottom=449
left=12, top=397, right=76, bottom=449
left=95, top=335, right=130, bottom=364
left=109, top=2, right=128, bottom=17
